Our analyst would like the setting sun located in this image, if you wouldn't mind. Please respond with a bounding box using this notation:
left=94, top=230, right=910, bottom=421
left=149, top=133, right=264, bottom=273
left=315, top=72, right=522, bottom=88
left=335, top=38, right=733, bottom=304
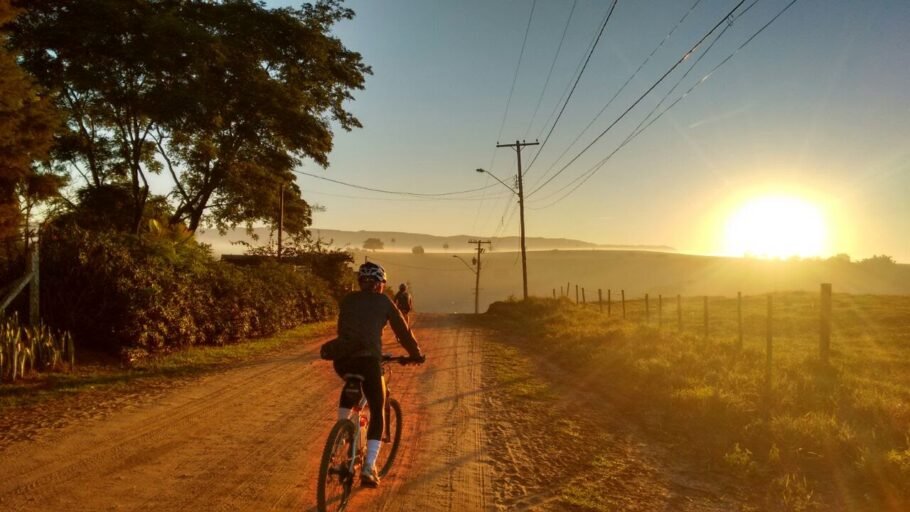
left=723, top=196, right=828, bottom=259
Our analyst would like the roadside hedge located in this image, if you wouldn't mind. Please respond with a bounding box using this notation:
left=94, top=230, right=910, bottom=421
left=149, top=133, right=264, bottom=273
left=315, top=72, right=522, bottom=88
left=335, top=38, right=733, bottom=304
left=39, top=226, right=338, bottom=353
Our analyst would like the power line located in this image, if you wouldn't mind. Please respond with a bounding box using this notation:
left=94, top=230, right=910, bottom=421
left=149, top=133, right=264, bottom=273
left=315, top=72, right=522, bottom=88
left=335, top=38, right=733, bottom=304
left=370, top=259, right=468, bottom=272
left=293, top=170, right=498, bottom=197
left=522, top=0, right=619, bottom=176
left=527, top=0, right=750, bottom=198
left=495, top=0, right=538, bottom=144
left=532, top=2, right=614, bottom=147
left=529, top=0, right=754, bottom=206
left=530, top=0, right=803, bottom=210
left=630, top=0, right=760, bottom=142
left=528, top=0, right=703, bottom=192
left=303, top=188, right=512, bottom=202
left=522, top=0, right=578, bottom=140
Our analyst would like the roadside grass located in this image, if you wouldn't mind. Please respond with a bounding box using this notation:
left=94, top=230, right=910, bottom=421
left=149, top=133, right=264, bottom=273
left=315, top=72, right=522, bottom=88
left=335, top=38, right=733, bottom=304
left=480, top=293, right=910, bottom=511
left=0, top=321, right=333, bottom=411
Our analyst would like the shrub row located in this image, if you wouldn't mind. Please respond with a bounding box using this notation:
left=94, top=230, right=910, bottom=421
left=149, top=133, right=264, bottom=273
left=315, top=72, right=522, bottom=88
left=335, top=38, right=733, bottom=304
left=39, top=226, right=338, bottom=353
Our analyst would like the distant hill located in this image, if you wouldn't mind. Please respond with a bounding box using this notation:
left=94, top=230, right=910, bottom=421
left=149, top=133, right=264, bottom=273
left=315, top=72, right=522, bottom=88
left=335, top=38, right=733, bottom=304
left=344, top=249, right=910, bottom=314
left=196, top=227, right=675, bottom=255
left=194, top=225, right=910, bottom=313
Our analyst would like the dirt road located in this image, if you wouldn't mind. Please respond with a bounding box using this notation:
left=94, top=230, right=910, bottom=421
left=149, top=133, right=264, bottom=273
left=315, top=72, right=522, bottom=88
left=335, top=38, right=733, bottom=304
left=0, top=314, right=490, bottom=512
left=0, top=314, right=752, bottom=511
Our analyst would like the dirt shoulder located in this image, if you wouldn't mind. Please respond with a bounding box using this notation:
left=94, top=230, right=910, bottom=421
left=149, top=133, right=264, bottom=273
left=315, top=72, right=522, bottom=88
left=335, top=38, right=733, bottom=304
left=479, top=322, right=756, bottom=511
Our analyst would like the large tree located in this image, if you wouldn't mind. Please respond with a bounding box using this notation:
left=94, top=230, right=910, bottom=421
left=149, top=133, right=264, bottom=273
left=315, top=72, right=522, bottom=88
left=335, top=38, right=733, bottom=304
left=0, top=0, right=58, bottom=247
left=12, top=0, right=369, bottom=236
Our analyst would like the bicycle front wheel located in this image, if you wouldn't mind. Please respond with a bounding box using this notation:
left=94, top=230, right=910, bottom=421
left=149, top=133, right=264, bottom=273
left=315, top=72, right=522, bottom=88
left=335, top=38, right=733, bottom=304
left=376, top=398, right=403, bottom=477
left=317, top=419, right=356, bottom=512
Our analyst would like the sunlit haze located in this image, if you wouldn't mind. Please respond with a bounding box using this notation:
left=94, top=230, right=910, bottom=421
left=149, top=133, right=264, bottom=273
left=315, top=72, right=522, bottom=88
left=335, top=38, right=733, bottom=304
left=240, top=1, right=910, bottom=262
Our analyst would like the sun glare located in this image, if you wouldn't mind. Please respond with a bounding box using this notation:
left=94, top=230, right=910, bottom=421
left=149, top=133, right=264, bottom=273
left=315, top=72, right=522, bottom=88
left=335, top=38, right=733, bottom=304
left=723, top=196, right=828, bottom=259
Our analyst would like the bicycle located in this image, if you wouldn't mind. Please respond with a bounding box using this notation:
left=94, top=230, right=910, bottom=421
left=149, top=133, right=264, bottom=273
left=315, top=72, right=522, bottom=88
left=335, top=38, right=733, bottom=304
left=316, top=354, right=419, bottom=512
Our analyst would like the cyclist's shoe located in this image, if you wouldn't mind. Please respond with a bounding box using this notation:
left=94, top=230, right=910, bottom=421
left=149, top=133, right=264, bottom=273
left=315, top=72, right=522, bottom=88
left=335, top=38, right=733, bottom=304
left=361, top=464, right=380, bottom=488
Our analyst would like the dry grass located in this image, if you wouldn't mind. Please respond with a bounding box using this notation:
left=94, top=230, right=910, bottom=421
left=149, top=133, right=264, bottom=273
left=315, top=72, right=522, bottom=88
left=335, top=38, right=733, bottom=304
left=480, top=292, right=910, bottom=511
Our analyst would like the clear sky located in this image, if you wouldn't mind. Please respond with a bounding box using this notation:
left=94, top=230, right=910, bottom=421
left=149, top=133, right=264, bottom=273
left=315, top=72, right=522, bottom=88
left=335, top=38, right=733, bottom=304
left=263, top=0, right=910, bottom=262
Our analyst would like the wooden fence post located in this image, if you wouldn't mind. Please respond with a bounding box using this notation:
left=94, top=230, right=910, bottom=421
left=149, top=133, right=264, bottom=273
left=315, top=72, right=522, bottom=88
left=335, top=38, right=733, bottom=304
left=703, top=296, right=709, bottom=340
left=658, top=294, right=663, bottom=329
left=566, top=282, right=570, bottom=297
left=820, top=283, right=832, bottom=363
left=621, top=289, right=626, bottom=319
left=560, top=286, right=564, bottom=297
left=766, top=294, right=773, bottom=393
left=598, top=289, right=603, bottom=313
left=737, top=291, right=743, bottom=350
left=677, top=294, right=682, bottom=331
left=645, top=293, right=650, bottom=324
left=607, top=289, right=612, bottom=316
left=582, top=287, right=586, bottom=305
left=553, top=288, right=556, bottom=299
left=575, top=285, right=579, bottom=304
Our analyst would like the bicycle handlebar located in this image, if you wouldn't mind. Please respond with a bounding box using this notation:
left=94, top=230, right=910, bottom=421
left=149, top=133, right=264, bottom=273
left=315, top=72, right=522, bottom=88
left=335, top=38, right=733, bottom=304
left=382, top=354, right=425, bottom=365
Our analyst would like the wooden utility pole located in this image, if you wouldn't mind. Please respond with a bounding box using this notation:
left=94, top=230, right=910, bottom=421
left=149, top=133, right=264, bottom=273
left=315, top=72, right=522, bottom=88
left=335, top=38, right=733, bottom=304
left=469, top=239, right=491, bottom=314
left=496, top=140, right=539, bottom=300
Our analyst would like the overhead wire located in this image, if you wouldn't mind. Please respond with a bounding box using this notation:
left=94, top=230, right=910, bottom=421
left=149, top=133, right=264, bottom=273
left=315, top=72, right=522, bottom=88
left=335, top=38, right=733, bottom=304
left=630, top=0, right=760, bottom=143
left=303, top=188, right=512, bottom=202
left=495, top=0, right=538, bottom=144
left=530, top=0, right=803, bottom=210
left=529, top=0, right=756, bottom=206
left=522, top=0, right=578, bottom=140
left=527, top=0, right=704, bottom=192
left=526, top=0, right=750, bottom=198
left=476, top=0, right=539, bottom=236
left=293, top=170, right=499, bottom=197
left=522, top=0, right=619, bottom=175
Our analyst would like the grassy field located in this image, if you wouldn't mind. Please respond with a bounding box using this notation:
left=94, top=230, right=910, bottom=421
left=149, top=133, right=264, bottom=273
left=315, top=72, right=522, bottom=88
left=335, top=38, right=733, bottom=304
left=480, top=292, right=910, bottom=511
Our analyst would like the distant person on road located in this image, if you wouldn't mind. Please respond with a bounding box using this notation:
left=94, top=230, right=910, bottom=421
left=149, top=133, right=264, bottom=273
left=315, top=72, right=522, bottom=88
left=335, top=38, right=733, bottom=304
left=394, top=283, right=414, bottom=323
left=333, top=263, right=424, bottom=488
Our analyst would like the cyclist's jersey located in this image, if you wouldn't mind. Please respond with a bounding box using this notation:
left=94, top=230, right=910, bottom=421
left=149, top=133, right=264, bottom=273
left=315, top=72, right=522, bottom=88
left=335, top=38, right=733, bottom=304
left=394, top=290, right=412, bottom=313
left=336, top=291, right=420, bottom=360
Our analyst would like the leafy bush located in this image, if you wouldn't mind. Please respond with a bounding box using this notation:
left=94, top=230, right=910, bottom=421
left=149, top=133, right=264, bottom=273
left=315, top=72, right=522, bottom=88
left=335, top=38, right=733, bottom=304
left=39, top=225, right=337, bottom=353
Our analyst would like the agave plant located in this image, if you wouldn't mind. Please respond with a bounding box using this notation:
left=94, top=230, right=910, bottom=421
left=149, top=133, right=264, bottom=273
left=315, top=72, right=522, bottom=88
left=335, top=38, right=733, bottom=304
left=1, top=315, right=75, bottom=382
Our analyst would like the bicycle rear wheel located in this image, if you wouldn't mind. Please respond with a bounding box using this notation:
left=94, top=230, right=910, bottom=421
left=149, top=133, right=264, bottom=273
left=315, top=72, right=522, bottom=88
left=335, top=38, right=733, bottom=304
left=376, top=398, right=403, bottom=477
left=317, top=420, right=357, bottom=512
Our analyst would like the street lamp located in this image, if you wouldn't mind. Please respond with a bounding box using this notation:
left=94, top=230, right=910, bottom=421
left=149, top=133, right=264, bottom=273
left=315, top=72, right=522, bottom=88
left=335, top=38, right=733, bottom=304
left=476, top=166, right=528, bottom=300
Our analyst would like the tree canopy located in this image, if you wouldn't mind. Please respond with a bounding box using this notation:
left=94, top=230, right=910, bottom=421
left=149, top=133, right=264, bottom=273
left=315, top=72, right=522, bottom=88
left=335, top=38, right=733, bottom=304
left=363, top=238, right=383, bottom=251
left=10, top=0, right=369, bottom=236
left=0, top=0, right=58, bottom=245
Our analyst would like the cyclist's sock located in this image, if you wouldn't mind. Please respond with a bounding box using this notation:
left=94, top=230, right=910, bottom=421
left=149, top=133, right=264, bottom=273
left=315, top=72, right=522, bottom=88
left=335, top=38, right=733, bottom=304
left=365, top=439, right=382, bottom=468
left=337, top=407, right=352, bottom=420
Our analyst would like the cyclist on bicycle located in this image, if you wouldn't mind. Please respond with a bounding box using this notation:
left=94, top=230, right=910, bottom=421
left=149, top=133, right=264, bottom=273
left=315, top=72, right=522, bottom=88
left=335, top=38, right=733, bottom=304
left=394, top=283, right=413, bottom=323
left=333, top=262, right=424, bottom=488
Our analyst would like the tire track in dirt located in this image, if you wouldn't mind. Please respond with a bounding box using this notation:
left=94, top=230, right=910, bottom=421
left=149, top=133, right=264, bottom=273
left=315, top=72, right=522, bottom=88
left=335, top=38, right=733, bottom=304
left=0, top=350, right=331, bottom=512
left=0, top=314, right=493, bottom=512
